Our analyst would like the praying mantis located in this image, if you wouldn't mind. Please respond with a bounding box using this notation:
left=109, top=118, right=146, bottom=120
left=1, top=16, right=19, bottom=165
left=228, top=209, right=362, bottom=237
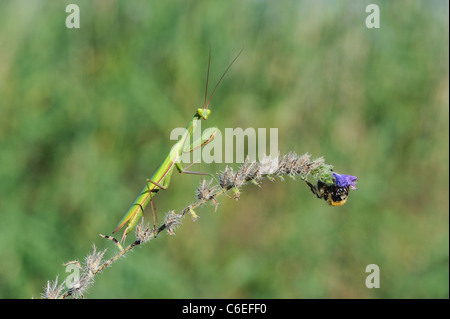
left=113, top=49, right=242, bottom=243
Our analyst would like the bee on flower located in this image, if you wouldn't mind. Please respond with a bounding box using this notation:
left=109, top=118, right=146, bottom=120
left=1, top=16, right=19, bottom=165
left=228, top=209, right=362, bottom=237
left=306, top=173, right=358, bottom=206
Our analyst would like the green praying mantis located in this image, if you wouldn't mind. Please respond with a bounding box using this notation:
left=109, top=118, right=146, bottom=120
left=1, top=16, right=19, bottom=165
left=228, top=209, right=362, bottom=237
left=113, top=49, right=242, bottom=243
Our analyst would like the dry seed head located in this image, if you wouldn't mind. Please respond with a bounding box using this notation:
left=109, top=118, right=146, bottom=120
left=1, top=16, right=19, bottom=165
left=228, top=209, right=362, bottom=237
left=233, top=165, right=248, bottom=188
left=219, top=166, right=236, bottom=189
left=135, top=221, right=154, bottom=243
left=85, top=245, right=106, bottom=274
left=297, top=154, right=317, bottom=176
left=273, top=152, right=324, bottom=179
left=259, top=155, right=279, bottom=176
left=197, top=179, right=218, bottom=202
left=237, top=157, right=261, bottom=183
left=42, top=276, right=64, bottom=299
left=164, top=210, right=183, bottom=235
left=275, top=152, right=299, bottom=176
left=69, top=273, right=94, bottom=299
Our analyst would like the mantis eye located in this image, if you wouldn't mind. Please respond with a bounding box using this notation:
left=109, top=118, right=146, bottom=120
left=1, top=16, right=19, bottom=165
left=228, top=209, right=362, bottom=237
left=197, top=108, right=211, bottom=120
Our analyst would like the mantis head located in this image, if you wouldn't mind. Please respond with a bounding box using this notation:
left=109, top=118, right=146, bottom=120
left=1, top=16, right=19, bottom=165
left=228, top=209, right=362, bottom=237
left=197, top=108, right=211, bottom=120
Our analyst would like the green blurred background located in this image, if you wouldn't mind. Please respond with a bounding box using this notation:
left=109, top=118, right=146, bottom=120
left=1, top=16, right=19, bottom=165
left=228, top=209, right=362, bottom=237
left=0, top=0, right=448, bottom=298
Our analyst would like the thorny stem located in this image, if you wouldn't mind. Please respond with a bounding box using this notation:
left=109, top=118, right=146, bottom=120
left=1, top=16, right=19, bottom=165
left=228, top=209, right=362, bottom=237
left=42, top=152, right=335, bottom=299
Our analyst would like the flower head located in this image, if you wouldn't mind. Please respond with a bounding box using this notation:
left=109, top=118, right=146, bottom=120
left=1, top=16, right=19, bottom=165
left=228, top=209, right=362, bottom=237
left=333, top=173, right=358, bottom=190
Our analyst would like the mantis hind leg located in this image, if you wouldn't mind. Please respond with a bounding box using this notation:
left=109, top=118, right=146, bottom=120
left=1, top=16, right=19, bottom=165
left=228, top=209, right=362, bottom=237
left=176, top=162, right=234, bottom=200
left=149, top=192, right=158, bottom=233
left=146, top=180, right=163, bottom=232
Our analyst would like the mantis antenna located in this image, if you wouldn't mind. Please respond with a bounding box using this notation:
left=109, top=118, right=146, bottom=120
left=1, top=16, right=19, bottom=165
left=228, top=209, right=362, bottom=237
left=204, top=48, right=243, bottom=110
left=203, top=45, right=211, bottom=109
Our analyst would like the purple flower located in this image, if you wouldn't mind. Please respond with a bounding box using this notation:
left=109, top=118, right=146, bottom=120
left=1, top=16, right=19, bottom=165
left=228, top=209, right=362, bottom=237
left=333, top=173, right=358, bottom=190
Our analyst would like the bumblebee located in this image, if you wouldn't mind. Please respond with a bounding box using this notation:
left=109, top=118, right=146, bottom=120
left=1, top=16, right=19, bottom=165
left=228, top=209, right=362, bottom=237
left=306, top=180, right=350, bottom=206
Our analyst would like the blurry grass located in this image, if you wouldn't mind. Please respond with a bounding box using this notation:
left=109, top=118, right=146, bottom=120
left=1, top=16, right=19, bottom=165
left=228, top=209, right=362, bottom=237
left=0, top=0, right=448, bottom=298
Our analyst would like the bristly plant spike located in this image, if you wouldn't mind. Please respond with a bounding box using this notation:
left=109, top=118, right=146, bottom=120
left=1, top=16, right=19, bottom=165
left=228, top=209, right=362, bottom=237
left=41, top=151, right=357, bottom=299
left=41, top=276, right=65, bottom=299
